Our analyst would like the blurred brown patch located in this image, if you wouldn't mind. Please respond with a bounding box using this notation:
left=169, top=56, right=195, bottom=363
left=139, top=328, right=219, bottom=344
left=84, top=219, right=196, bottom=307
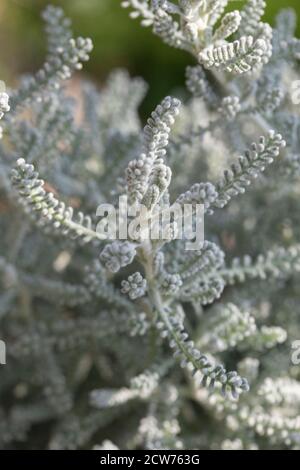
left=0, top=197, right=10, bottom=213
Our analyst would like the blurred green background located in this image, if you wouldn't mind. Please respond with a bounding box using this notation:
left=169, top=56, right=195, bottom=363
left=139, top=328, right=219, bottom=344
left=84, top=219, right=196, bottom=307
left=0, top=0, right=299, bottom=113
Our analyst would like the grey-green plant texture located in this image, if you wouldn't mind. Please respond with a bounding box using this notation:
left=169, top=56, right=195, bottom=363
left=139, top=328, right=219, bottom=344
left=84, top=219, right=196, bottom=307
left=1, top=1, right=300, bottom=450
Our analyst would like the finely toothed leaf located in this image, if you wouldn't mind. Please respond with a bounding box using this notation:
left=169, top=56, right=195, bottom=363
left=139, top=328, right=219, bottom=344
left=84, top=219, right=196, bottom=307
left=213, top=11, right=242, bottom=42
left=222, top=245, right=300, bottom=285
left=42, top=5, right=73, bottom=55
left=156, top=310, right=249, bottom=399
left=126, top=96, right=180, bottom=206
left=11, top=159, right=103, bottom=244
left=213, top=130, right=286, bottom=210
left=175, top=182, right=218, bottom=213
left=185, top=65, right=218, bottom=106
left=90, top=364, right=165, bottom=409
left=197, top=303, right=257, bottom=353
left=10, top=10, right=93, bottom=114
left=239, top=0, right=266, bottom=37
left=121, top=0, right=154, bottom=27
left=275, top=8, right=297, bottom=41
left=100, top=241, right=137, bottom=272
left=170, top=241, right=226, bottom=304
left=199, top=32, right=270, bottom=74
left=207, top=0, right=229, bottom=27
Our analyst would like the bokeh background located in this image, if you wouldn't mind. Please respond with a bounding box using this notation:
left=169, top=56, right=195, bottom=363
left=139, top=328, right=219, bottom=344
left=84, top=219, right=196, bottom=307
left=0, top=0, right=300, bottom=115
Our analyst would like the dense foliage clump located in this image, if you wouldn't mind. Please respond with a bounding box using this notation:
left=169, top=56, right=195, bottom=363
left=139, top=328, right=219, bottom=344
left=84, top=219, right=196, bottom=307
left=1, top=1, right=300, bottom=450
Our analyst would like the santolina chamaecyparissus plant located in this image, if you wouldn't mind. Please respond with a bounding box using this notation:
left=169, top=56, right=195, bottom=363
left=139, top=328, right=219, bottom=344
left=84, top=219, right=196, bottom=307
left=0, top=1, right=300, bottom=449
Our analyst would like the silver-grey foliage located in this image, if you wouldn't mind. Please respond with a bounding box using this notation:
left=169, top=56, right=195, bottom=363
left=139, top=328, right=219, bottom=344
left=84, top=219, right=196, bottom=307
left=0, top=1, right=300, bottom=450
